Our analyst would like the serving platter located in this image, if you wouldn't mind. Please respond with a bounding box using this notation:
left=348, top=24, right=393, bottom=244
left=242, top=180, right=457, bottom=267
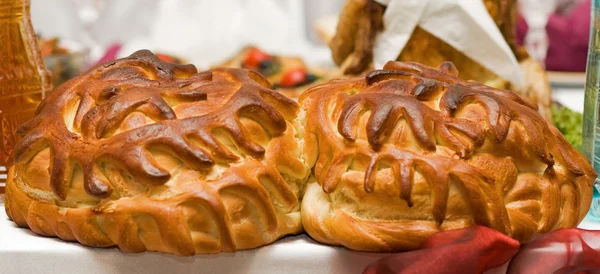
left=548, top=71, right=586, bottom=89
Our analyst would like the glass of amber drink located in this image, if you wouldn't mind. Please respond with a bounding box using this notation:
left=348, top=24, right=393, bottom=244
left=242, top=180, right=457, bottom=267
left=0, top=0, right=52, bottom=191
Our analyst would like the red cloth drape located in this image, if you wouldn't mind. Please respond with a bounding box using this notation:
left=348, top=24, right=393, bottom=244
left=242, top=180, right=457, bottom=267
left=364, top=226, right=600, bottom=274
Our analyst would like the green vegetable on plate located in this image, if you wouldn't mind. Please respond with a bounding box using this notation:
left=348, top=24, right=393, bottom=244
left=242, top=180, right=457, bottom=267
left=551, top=103, right=583, bottom=152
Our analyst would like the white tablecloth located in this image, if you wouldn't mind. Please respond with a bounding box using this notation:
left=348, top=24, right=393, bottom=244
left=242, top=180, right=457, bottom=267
left=2, top=202, right=599, bottom=274
left=0, top=204, right=387, bottom=274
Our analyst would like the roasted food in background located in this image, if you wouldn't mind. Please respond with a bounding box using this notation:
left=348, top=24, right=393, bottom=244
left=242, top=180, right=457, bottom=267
left=39, top=37, right=69, bottom=56
left=328, top=0, right=553, bottom=123
left=5, top=50, right=310, bottom=256
left=39, top=37, right=88, bottom=86
left=299, top=60, right=595, bottom=252
left=218, top=46, right=336, bottom=99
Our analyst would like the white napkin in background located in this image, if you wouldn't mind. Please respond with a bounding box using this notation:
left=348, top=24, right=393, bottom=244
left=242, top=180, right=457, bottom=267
left=119, top=0, right=315, bottom=69
left=31, top=0, right=336, bottom=70
left=32, top=0, right=162, bottom=61
left=373, top=0, right=525, bottom=88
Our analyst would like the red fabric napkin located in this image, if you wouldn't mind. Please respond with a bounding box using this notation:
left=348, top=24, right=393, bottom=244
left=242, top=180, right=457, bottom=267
left=507, top=228, right=600, bottom=274
left=362, top=226, right=520, bottom=274
left=364, top=226, right=600, bottom=274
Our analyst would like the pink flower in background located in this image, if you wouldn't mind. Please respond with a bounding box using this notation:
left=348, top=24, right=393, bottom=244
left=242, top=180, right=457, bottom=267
left=94, top=43, right=122, bottom=65
left=517, top=0, right=590, bottom=72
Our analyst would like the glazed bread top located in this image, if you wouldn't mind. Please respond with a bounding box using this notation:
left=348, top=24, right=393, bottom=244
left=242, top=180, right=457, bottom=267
left=299, top=60, right=595, bottom=245
left=7, top=50, right=309, bottom=255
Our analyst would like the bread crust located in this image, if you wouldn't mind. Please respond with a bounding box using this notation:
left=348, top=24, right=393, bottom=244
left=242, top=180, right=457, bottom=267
left=299, top=61, right=595, bottom=252
left=5, top=50, right=310, bottom=255
left=5, top=50, right=593, bottom=255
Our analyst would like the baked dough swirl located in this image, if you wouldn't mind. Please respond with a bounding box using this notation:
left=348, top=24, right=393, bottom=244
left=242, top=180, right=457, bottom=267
left=299, top=61, right=595, bottom=251
left=5, top=50, right=309, bottom=255
left=5, top=51, right=594, bottom=255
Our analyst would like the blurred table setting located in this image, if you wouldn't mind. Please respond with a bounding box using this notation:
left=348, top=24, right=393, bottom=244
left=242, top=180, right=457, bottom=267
left=30, top=0, right=344, bottom=71
left=28, top=0, right=590, bottom=110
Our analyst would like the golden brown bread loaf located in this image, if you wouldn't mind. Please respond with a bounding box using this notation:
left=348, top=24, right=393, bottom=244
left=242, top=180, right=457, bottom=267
left=4, top=50, right=310, bottom=255
left=5, top=50, right=594, bottom=255
left=299, top=61, right=595, bottom=252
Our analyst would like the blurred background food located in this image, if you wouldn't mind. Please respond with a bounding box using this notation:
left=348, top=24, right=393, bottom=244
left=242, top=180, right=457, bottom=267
left=217, top=46, right=338, bottom=98
left=30, top=0, right=589, bottom=76
left=326, top=0, right=558, bottom=123
left=30, top=0, right=589, bottom=72
left=30, top=0, right=344, bottom=71
left=29, top=0, right=588, bottom=123
left=551, top=101, right=583, bottom=150
left=38, top=36, right=88, bottom=86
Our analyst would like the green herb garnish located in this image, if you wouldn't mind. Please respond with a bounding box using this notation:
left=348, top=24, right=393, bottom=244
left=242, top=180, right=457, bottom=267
left=551, top=104, right=583, bottom=151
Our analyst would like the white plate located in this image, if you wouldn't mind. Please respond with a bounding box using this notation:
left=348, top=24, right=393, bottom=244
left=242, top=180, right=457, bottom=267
left=548, top=71, right=586, bottom=88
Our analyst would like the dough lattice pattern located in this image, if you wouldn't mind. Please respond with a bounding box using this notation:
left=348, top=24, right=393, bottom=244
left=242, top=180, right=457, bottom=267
left=5, top=51, right=595, bottom=255
left=6, top=50, right=308, bottom=255
left=300, top=61, right=594, bottom=250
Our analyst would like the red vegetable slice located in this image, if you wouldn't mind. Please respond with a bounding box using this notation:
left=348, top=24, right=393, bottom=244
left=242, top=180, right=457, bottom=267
left=363, top=226, right=520, bottom=274
left=280, top=68, right=307, bottom=88
left=243, top=48, right=270, bottom=69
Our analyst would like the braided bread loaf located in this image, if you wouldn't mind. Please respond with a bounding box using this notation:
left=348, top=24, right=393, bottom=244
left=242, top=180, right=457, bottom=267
left=5, top=50, right=594, bottom=255
left=5, top=50, right=310, bottom=255
left=299, top=61, right=595, bottom=251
